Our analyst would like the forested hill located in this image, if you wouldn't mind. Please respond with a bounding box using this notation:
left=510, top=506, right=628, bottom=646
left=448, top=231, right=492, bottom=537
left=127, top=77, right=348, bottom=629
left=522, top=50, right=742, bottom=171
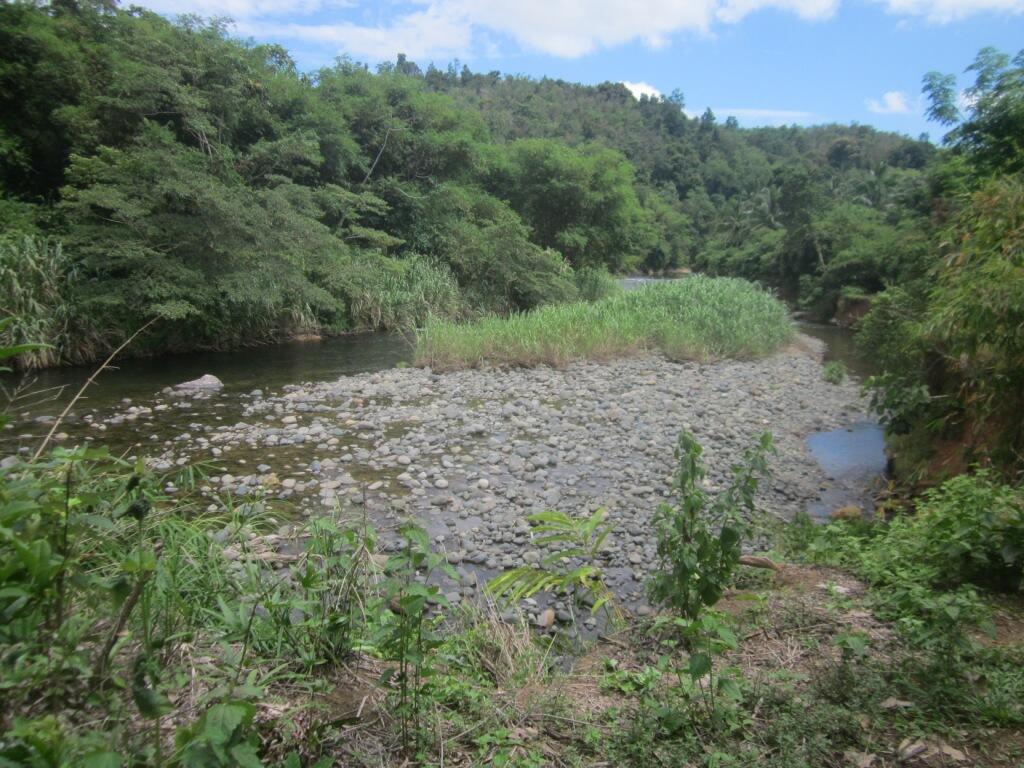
left=422, top=66, right=938, bottom=302
left=0, top=0, right=967, bottom=367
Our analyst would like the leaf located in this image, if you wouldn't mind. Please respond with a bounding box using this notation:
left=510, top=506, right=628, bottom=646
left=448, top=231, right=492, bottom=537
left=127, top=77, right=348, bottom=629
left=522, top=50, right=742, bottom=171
left=688, top=652, right=712, bottom=680
left=717, top=675, right=742, bottom=700
left=715, top=624, right=738, bottom=649
left=81, top=751, right=126, bottom=768
left=0, top=343, right=48, bottom=362
left=719, top=525, right=741, bottom=549
left=132, top=685, right=171, bottom=720
left=203, top=702, right=252, bottom=746
left=229, top=742, right=265, bottom=768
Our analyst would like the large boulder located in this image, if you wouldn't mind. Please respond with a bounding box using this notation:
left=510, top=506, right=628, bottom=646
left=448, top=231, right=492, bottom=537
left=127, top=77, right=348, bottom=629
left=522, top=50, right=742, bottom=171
left=175, top=374, right=224, bottom=392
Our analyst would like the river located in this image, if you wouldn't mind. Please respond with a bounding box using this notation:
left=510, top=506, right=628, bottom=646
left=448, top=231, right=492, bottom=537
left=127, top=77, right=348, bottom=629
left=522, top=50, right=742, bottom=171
left=2, top=305, right=885, bottom=523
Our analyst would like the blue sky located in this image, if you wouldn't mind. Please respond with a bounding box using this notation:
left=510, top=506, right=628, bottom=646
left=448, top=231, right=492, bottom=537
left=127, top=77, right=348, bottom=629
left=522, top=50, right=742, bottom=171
left=140, top=0, right=1024, bottom=138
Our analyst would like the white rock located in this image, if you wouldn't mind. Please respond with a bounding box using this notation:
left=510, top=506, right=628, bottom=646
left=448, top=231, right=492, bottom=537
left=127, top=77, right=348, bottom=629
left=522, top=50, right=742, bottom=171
left=174, top=374, right=223, bottom=391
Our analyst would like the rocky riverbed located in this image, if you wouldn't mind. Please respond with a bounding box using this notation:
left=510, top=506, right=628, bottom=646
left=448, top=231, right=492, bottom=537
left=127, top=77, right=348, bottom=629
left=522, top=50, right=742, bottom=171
left=64, top=334, right=868, bottom=619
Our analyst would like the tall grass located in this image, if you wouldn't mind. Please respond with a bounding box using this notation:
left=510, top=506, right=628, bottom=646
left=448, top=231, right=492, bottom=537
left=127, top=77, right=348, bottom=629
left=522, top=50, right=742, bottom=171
left=573, top=267, right=620, bottom=302
left=415, top=276, right=793, bottom=370
left=0, top=234, right=74, bottom=369
left=348, top=254, right=464, bottom=330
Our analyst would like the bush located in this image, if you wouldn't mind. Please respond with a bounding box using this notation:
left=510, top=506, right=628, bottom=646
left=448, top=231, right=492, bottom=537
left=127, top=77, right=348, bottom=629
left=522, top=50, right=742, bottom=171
left=648, top=429, right=774, bottom=620
left=822, top=361, right=846, bottom=384
left=346, top=254, right=463, bottom=330
left=868, top=471, right=1024, bottom=592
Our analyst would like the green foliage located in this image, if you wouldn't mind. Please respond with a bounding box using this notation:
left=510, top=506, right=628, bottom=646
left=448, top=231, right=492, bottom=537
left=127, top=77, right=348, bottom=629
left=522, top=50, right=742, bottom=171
left=572, top=267, right=620, bottom=302
left=867, top=471, right=1024, bottom=592
left=780, top=472, right=1023, bottom=655
left=855, top=285, right=927, bottom=379
left=175, top=702, right=262, bottom=768
left=346, top=255, right=463, bottom=330
left=0, top=5, right=957, bottom=363
left=486, top=508, right=616, bottom=620
left=490, top=139, right=650, bottom=272
left=647, top=429, right=774, bottom=620
left=0, top=235, right=75, bottom=368
left=925, top=47, right=1024, bottom=175
left=854, top=47, right=1024, bottom=478
left=415, top=276, right=794, bottom=370
left=0, top=6, right=658, bottom=363
left=822, top=361, right=846, bottom=384
left=372, top=522, right=454, bottom=751
left=926, top=174, right=1024, bottom=464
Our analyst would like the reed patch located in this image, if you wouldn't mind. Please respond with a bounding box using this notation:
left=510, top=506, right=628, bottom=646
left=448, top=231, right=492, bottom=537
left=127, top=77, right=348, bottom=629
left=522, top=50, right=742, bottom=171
left=414, top=276, right=794, bottom=370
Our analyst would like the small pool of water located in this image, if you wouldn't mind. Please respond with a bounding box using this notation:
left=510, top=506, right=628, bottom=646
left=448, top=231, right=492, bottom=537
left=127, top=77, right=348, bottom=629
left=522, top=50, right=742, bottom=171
left=793, top=322, right=887, bottom=517
left=806, top=421, right=888, bottom=517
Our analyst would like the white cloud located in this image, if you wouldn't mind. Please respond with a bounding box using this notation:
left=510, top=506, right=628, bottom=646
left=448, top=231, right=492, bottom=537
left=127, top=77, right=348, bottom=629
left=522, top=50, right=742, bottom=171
left=866, top=90, right=911, bottom=114
left=134, top=0, right=1024, bottom=62
left=447, top=1, right=719, bottom=58
left=142, top=0, right=351, bottom=20
left=242, top=6, right=473, bottom=61
left=877, top=0, right=1024, bottom=22
left=621, top=80, right=662, bottom=100
left=717, top=0, right=839, bottom=23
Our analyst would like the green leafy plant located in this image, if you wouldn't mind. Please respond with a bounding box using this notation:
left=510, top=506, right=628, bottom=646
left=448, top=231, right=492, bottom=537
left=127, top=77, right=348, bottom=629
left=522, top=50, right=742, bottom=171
left=865, top=471, right=1024, bottom=592
left=372, top=522, right=454, bottom=753
left=485, top=508, right=616, bottom=624
left=174, top=701, right=263, bottom=768
left=647, top=429, right=775, bottom=621
left=822, top=360, right=847, bottom=384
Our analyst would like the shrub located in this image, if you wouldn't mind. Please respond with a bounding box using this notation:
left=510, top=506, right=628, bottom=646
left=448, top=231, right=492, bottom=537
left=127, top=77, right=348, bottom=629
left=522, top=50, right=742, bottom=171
left=867, top=471, right=1024, bottom=592
left=647, top=429, right=775, bottom=620
left=822, top=361, right=846, bottom=384
left=346, top=254, right=463, bottom=330
left=573, top=267, right=619, bottom=302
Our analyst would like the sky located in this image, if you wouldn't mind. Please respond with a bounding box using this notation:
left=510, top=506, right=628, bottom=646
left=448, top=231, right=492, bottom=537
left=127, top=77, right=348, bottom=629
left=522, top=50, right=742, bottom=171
left=136, top=0, right=1024, bottom=138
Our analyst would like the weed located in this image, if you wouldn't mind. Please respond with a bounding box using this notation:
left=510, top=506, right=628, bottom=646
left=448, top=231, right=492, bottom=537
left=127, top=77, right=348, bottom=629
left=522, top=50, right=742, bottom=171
left=647, top=429, right=775, bottom=621
left=822, top=360, right=847, bottom=384
left=486, top=508, right=616, bottom=628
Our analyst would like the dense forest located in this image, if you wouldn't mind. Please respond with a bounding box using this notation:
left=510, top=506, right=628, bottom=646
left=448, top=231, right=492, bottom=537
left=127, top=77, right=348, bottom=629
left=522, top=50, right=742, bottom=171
left=2, top=0, right=938, bottom=364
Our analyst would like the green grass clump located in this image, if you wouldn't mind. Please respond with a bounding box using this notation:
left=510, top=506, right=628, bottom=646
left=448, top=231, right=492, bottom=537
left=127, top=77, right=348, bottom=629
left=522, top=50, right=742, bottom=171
left=823, top=360, right=847, bottom=384
left=415, top=275, right=793, bottom=370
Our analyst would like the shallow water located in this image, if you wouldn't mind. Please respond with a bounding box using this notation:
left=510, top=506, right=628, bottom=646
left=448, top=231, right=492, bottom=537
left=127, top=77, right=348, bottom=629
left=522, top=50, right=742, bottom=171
left=796, top=321, right=877, bottom=381
left=2, top=332, right=412, bottom=414
left=806, top=421, right=888, bottom=517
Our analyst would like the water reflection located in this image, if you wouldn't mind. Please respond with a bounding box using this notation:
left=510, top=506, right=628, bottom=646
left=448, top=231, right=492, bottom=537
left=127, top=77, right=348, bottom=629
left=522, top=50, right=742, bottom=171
left=2, top=332, right=413, bottom=414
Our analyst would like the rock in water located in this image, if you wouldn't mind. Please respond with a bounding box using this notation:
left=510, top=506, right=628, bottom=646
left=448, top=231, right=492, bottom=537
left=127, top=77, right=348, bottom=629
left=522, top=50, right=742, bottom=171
left=175, top=374, right=224, bottom=392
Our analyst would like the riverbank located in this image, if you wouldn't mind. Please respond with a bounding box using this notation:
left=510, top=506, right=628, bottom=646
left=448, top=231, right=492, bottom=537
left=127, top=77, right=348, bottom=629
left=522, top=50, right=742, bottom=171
left=57, top=334, right=865, bottom=618
left=6, top=335, right=1022, bottom=768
